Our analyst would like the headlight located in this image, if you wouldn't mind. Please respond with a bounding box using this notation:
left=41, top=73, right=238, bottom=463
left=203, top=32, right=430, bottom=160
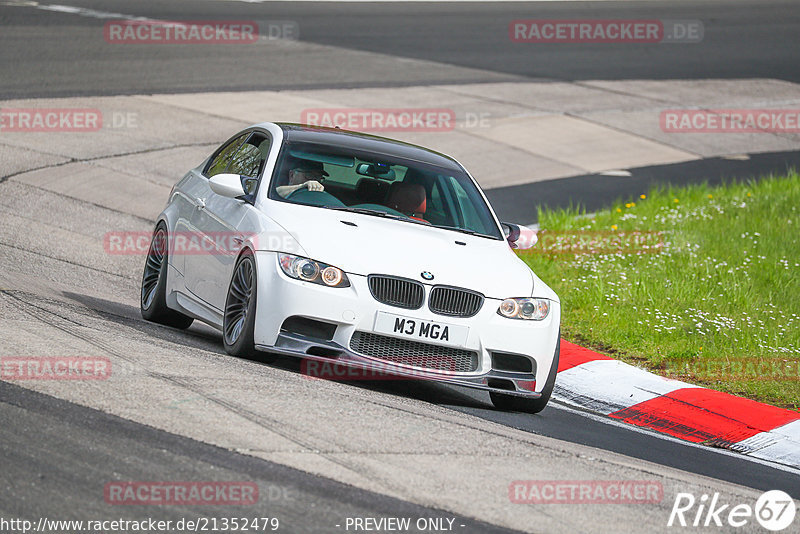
left=278, top=254, right=350, bottom=287
left=498, top=298, right=550, bottom=320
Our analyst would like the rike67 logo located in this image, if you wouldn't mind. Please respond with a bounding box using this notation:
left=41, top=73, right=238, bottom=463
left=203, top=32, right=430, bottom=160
left=668, top=490, right=796, bottom=531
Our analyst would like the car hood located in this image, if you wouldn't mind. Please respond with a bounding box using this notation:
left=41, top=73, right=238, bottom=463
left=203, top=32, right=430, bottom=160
left=268, top=203, right=535, bottom=299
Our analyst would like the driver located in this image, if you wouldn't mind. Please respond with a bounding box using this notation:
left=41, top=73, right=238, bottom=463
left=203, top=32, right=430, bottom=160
left=276, top=159, right=328, bottom=198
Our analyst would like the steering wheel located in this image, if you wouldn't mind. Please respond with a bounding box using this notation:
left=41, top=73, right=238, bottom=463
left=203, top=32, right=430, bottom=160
left=285, top=187, right=345, bottom=208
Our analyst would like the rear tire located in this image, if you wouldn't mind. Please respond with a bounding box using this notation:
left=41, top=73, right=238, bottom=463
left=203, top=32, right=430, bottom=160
left=140, top=223, right=194, bottom=329
left=490, top=337, right=560, bottom=414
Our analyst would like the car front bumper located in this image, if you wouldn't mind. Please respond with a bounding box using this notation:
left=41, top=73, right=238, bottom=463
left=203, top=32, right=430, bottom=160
left=253, top=251, right=561, bottom=397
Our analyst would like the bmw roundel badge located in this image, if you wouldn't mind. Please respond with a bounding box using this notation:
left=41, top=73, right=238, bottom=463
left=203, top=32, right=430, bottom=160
left=421, top=271, right=434, bottom=281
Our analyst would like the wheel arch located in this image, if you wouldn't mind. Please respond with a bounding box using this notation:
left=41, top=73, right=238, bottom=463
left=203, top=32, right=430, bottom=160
left=226, top=245, right=258, bottom=298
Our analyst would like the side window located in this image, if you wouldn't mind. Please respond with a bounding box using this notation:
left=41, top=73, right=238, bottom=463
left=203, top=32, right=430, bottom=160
left=227, top=133, right=270, bottom=196
left=205, top=134, right=248, bottom=178
left=226, top=143, right=262, bottom=179
left=323, top=164, right=356, bottom=186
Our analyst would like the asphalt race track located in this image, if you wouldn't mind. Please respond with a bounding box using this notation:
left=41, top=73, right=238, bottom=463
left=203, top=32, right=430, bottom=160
left=0, top=382, right=518, bottom=534
left=1, top=2, right=799, bottom=533
left=3, top=0, right=800, bottom=97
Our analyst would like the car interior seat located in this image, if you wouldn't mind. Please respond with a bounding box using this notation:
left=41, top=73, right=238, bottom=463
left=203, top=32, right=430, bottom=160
left=355, top=178, right=391, bottom=204
left=386, top=182, right=428, bottom=222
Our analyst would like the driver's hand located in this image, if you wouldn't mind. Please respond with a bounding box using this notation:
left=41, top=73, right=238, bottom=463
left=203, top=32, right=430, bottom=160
left=305, top=180, right=324, bottom=192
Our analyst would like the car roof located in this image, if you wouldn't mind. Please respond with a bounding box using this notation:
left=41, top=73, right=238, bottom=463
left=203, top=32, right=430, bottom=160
left=271, top=123, right=464, bottom=172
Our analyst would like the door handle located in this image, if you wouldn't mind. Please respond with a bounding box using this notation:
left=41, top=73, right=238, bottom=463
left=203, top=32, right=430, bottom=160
left=196, top=197, right=206, bottom=210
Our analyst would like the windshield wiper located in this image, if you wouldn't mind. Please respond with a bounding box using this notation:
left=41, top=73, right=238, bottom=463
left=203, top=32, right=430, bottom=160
left=435, top=225, right=497, bottom=239
left=327, top=206, right=406, bottom=220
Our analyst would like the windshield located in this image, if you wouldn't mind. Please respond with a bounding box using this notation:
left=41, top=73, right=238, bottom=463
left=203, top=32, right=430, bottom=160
left=268, top=140, right=503, bottom=239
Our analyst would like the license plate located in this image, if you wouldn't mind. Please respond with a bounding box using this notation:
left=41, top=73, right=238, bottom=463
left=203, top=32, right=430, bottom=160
left=373, top=312, right=469, bottom=347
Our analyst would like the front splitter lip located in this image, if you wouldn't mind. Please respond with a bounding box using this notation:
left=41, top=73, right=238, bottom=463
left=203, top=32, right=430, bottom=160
left=255, top=332, right=542, bottom=399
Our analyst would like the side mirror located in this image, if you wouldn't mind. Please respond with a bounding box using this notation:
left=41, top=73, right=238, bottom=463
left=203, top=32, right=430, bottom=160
left=501, top=222, right=538, bottom=250
left=209, top=173, right=247, bottom=199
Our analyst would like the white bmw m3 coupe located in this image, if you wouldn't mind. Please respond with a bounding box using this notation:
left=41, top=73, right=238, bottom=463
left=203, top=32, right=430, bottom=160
left=141, top=122, right=561, bottom=413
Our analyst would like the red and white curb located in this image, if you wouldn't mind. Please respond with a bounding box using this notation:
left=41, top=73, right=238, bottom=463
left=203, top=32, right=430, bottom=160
left=553, top=340, right=800, bottom=470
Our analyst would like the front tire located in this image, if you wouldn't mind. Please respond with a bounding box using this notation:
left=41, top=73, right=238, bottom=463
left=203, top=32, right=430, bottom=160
left=490, top=337, right=560, bottom=414
left=222, top=250, right=276, bottom=362
left=140, top=223, right=194, bottom=329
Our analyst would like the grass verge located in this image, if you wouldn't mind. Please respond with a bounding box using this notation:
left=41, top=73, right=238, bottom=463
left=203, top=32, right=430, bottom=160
left=518, top=172, right=800, bottom=410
